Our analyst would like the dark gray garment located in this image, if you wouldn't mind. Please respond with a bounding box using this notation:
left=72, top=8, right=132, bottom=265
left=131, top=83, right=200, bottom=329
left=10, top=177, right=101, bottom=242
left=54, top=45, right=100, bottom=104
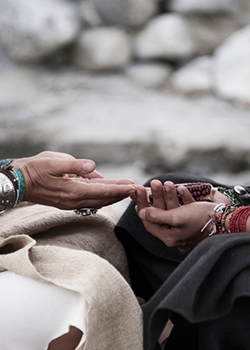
left=116, top=174, right=250, bottom=350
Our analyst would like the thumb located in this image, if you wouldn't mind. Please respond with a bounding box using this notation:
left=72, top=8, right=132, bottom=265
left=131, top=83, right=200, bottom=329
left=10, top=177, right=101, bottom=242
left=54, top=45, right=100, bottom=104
left=47, top=158, right=96, bottom=176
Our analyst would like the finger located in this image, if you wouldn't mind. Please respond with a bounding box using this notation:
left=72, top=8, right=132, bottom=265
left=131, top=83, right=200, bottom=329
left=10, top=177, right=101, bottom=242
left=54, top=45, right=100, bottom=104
left=72, top=177, right=135, bottom=185
left=178, top=185, right=196, bottom=205
left=163, top=181, right=180, bottom=210
left=137, top=210, right=176, bottom=246
left=135, top=186, right=150, bottom=212
left=66, top=180, right=136, bottom=200
left=50, top=158, right=97, bottom=176
left=150, top=180, right=166, bottom=209
left=138, top=206, right=176, bottom=226
left=116, top=178, right=135, bottom=185
left=85, top=170, right=103, bottom=179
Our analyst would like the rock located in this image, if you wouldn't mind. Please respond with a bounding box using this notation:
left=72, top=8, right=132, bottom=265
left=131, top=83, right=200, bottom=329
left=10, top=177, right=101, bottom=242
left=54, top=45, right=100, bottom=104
left=91, top=0, right=157, bottom=28
left=169, top=56, right=212, bottom=94
left=78, top=0, right=103, bottom=27
left=169, top=0, right=242, bottom=13
left=185, top=14, right=247, bottom=56
left=213, top=25, right=250, bottom=104
left=133, top=14, right=195, bottom=61
left=74, top=27, right=132, bottom=71
left=0, top=0, right=80, bottom=62
left=125, top=62, right=173, bottom=88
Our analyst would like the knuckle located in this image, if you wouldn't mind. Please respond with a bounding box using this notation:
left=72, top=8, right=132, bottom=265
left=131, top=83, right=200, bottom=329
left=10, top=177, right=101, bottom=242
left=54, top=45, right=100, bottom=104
left=167, top=212, right=177, bottom=226
left=100, top=189, right=110, bottom=199
left=147, top=210, right=158, bottom=223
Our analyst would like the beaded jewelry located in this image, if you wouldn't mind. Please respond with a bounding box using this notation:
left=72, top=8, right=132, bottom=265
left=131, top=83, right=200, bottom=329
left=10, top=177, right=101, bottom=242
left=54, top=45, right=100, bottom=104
left=0, top=159, right=15, bottom=168
left=229, top=207, right=250, bottom=233
left=216, top=187, right=240, bottom=208
left=221, top=208, right=236, bottom=233
left=12, top=167, right=26, bottom=203
left=201, top=203, right=232, bottom=236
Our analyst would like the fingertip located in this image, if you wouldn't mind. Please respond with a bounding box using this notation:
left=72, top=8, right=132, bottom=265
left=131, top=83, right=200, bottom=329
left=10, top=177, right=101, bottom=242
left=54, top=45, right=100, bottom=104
left=136, top=186, right=144, bottom=196
left=164, top=181, right=174, bottom=192
left=138, top=209, right=146, bottom=220
left=116, top=178, right=135, bottom=185
left=82, top=160, right=96, bottom=173
left=150, top=179, right=161, bottom=190
left=178, top=186, right=185, bottom=196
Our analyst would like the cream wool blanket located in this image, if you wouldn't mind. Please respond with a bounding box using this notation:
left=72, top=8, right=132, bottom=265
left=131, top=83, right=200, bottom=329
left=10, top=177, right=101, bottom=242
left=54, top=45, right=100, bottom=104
left=0, top=203, right=143, bottom=350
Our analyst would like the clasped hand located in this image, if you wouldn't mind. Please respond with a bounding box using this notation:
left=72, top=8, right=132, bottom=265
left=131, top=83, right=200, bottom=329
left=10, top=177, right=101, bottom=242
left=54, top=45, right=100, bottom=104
left=132, top=180, right=230, bottom=253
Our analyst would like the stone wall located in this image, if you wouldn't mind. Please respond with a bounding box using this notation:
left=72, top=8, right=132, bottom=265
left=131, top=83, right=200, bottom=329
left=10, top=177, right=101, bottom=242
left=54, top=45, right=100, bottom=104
left=0, top=0, right=250, bottom=104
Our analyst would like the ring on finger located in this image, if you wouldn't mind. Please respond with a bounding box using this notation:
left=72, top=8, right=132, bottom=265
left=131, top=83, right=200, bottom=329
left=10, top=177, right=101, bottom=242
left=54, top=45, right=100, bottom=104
left=74, top=208, right=98, bottom=216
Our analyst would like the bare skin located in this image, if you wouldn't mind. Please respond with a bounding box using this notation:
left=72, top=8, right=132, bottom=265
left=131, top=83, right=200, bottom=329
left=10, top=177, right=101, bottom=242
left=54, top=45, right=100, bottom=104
left=132, top=180, right=230, bottom=253
left=12, top=151, right=136, bottom=210
left=47, top=326, right=83, bottom=350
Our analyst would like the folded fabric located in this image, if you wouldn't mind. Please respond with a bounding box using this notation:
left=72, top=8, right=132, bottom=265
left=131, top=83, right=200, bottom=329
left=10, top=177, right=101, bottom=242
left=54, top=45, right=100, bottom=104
left=0, top=203, right=143, bottom=350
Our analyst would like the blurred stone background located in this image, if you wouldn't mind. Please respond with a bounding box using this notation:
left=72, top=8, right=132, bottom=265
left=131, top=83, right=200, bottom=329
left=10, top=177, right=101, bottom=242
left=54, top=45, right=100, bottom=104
left=0, top=0, right=250, bottom=214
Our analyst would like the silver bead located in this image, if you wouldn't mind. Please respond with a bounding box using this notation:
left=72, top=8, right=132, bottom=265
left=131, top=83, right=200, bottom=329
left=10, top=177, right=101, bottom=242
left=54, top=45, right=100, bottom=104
left=234, top=185, right=246, bottom=195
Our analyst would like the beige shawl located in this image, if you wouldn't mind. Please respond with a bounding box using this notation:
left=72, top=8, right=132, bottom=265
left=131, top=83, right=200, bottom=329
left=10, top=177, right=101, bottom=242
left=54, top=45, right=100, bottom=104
left=0, top=203, right=143, bottom=350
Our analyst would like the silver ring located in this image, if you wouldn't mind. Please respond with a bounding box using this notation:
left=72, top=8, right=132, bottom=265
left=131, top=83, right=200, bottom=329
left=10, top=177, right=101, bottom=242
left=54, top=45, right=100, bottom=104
left=74, top=208, right=98, bottom=216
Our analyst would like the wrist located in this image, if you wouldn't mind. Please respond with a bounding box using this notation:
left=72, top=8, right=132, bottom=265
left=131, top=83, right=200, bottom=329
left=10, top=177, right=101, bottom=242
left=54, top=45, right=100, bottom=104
left=202, top=203, right=233, bottom=236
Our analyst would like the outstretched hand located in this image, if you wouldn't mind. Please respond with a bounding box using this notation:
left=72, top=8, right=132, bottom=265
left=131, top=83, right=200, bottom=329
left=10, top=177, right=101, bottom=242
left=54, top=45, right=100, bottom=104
left=133, top=180, right=230, bottom=253
left=12, top=151, right=135, bottom=210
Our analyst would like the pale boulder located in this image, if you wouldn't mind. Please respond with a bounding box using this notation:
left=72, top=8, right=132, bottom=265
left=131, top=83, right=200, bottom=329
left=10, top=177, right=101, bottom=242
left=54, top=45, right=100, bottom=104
left=170, top=56, right=212, bottom=94
left=74, top=28, right=132, bottom=71
left=92, top=0, right=157, bottom=28
left=133, top=14, right=195, bottom=61
left=213, top=25, right=250, bottom=104
left=0, top=0, right=80, bottom=62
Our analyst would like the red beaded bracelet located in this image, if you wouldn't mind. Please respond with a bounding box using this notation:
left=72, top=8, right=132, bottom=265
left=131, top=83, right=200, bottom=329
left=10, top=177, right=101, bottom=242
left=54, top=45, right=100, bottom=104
left=229, top=207, right=250, bottom=233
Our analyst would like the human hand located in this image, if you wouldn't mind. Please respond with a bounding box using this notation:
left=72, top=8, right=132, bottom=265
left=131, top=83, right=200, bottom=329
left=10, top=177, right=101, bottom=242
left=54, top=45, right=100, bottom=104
left=134, top=180, right=226, bottom=253
left=12, top=151, right=135, bottom=210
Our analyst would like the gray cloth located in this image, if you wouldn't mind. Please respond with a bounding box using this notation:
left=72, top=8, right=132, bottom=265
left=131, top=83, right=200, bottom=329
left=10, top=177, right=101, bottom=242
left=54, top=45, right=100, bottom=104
left=143, top=233, right=250, bottom=350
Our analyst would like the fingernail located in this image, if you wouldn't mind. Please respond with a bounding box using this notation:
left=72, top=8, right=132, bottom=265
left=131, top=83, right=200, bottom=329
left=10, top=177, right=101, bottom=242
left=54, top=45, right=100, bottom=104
left=139, top=209, right=146, bottom=220
left=128, top=187, right=136, bottom=194
left=137, top=188, right=142, bottom=195
left=151, top=184, right=158, bottom=191
left=164, top=184, right=170, bottom=192
left=135, top=205, right=138, bottom=213
left=178, top=187, right=184, bottom=195
left=82, top=161, right=94, bottom=173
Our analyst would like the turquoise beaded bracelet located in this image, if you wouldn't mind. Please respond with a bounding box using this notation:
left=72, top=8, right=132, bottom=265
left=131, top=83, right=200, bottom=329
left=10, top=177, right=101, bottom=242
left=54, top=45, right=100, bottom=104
left=12, top=168, right=26, bottom=204
left=0, top=158, right=15, bottom=168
